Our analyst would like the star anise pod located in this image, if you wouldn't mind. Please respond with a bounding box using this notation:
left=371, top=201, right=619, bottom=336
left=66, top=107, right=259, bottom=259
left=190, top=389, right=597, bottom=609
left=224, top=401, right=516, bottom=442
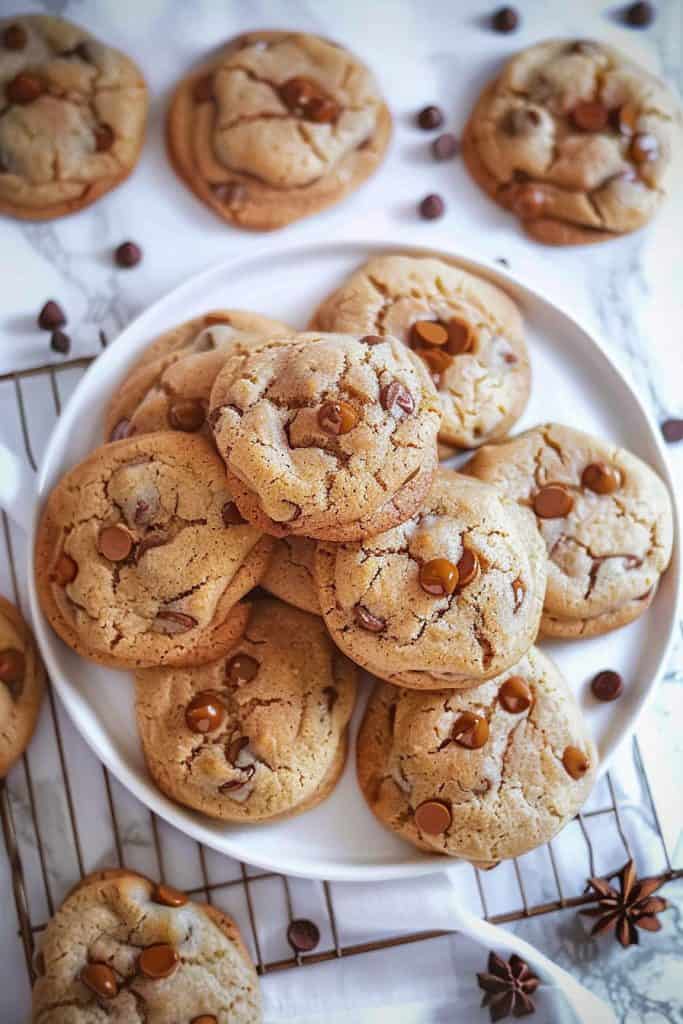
left=580, top=859, right=669, bottom=948
left=477, top=951, right=539, bottom=1021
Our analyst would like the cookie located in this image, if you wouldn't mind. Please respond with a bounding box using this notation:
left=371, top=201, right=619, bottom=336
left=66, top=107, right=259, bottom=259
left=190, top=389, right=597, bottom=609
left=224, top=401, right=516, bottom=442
left=0, top=596, right=45, bottom=777
left=464, top=423, right=674, bottom=637
left=210, top=332, right=441, bottom=541
left=135, top=598, right=357, bottom=822
left=0, top=15, right=147, bottom=221
left=261, top=537, right=320, bottom=615
left=462, top=39, right=681, bottom=245
left=35, top=433, right=273, bottom=668
left=166, top=30, right=391, bottom=230
left=310, top=255, right=530, bottom=449
left=104, top=310, right=291, bottom=443
left=31, top=869, right=261, bottom=1022
left=315, top=470, right=546, bottom=689
left=357, top=647, right=597, bottom=862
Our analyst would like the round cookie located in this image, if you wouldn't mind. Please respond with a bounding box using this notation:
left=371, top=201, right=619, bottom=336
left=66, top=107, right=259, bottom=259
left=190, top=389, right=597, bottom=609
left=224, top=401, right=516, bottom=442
left=357, top=647, right=597, bottom=862
left=209, top=332, right=441, bottom=541
left=135, top=598, right=357, bottom=822
left=31, top=869, right=261, bottom=1022
left=464, top=424, right=674, bottom=637
left=0, top=15, right=147, bottom=221
left=311, top=255, right=530, bottom=449
left=261, top=537, right=320, bottom=615
left=36, top=433, right=273, bottom=668
left=166, top=30, right=391, bottom=230
left=315, top=470, right=546, bottom=689
left=0, top=596, right=45, bottom=777
left=462, top=39, right=681, bottom=245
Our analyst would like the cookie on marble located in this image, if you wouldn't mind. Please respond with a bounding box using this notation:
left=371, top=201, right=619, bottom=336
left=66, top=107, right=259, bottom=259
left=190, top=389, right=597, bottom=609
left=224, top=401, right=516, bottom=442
left=464, top=423, right=674, bottom=637
left=166, top=30, right=391, bottom=230
left=31, top=869, right=261, bottom=1022
left=35, top=433, right=273, bottom=668
left=315, top=470, right=546, bottom=689
left=210, top=332, right=441, bottom=541
left=0, top=15, right=147, bottom=220
left=310, top=255, right=530, bottom=449
left=135, top=598, right=357, bottom=822
left=0, top=596, right=45, bottom=777
left=357, top=646, right=597, bottom=862
left=261, top=537, right=320, bottom=615
left=462, top=39, right=681, bottom=244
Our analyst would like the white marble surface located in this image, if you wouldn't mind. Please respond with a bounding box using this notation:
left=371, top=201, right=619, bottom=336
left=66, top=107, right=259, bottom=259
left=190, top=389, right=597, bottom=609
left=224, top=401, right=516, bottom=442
left=0, top=0, right=682, bottom=1021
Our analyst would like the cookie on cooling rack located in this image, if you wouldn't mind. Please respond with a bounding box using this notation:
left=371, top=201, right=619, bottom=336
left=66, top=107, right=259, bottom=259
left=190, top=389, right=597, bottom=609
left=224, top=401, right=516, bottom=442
left=0, top=595, right=45, bottom=776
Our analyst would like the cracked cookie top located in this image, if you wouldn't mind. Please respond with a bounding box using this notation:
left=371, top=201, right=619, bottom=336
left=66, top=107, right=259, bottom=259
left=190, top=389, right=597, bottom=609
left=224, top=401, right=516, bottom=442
left=135, top=598, right=357, bottom=822
left=0, top=15, right=147, bottom=220
left=463, top=39, right=681, bottom=244
left=31, top=870, right=261, bottom=1023
left=311, top=255, right=530, bottom=449
left=357, top=647, right=597, bottom=862
left=209, top=332, right=441, bottom=541
left=0, top=595, right=45, bottom=777
left=261, top=537, right=320, bottom=615
left=315, top=471, right=546, bottom=688
left=35, top=433, right=273, bottom=668
left=464, top=424, right=674, bottom=638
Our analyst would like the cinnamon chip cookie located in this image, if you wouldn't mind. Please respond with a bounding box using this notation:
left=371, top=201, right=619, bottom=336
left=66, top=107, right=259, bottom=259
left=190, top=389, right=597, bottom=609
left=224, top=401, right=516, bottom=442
left=135, top=598, right=357, bottom=821
left=464, top=423, right=674, bottom=637
left=463, top=39, right=681, bottom=244
left=0, top=15, right=147, bottom=220
left=35, top=433, right=273, bottom=668
left=0, top=596, right=45, bottom=777
left=31, top=869, right=261, bottom=1022
left=261, top=537, right=320, bottom=615
left=166, top=30, right=391, bottom=229
left=315, top=471, right=546, bottom=689
left=311, top=255, right=530, bottom=449
left=357, top=647, right=597, bottom=862
left=209, top=332, right=441, bottom=541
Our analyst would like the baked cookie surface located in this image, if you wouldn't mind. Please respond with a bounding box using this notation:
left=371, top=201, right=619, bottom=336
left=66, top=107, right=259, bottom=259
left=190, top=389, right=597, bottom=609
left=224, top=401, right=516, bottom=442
left=0, top=596, right=45, bottom=777
left=463, top=39, right=680, bottom=244
left=261, top=536, right=320, bottom=615
left=0, top=14, right=147, bottom=220
left=166, top=30, right=391, bottom=230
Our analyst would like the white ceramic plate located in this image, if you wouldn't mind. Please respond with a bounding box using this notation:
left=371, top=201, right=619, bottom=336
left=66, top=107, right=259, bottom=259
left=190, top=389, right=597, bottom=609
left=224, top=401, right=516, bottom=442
left=26, top=238, right=679, bottom=882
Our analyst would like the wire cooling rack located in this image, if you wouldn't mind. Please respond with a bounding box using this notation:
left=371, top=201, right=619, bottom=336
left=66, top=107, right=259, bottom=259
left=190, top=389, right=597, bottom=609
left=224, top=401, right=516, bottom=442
left=1, top=350, right=681, bottom=989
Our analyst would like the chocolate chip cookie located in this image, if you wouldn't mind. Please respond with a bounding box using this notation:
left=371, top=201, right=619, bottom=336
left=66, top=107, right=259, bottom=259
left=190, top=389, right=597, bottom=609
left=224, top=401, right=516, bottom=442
left=465, top=423, right=674, bottom=637
left=210, top=332, right=441, bottom=541
left=31, top=869, right=261, bottom=1022
left=463, top=39, right=681, bottom=244
left=315, top=470, right=546, bottom=688
left=311, top=255, right=530, bottom=449
left=135, top=598, right=357, bottom=822
left=166, top=30, right=391, bottom=230
left=0, top=15, right=147, bottom=220
left=35, top=433, right=273, bottom=668
left=0, top=596, right=45, bottom=777
left=261, top=537, right=320, bottom=614
left=357, top=646, right=597, bottom=862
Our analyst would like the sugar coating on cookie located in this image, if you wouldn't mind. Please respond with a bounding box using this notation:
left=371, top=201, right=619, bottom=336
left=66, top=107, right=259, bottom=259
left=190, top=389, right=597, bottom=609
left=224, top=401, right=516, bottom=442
left=315, top=471, right=546, bottom=688
left=0, top=596, right=45, bottom=777
left=357, top=647, right=597, bottom=862
left=210, top=332, right=441, bottom=541
left=463, top=39, right=680, bottom=244
left=135, top=599, right=357, bottom=821
left=0, top=15, right=147, bottom=220
left=465, top=423, right=674, bottom=637
left=261, top=537, right=320, bottom=615
left=36, top=433, right=273, bottom=668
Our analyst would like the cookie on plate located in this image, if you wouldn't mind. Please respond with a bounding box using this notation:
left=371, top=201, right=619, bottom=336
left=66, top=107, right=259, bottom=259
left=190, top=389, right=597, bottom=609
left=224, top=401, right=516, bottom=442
left=135, top=598, right=357, bottom=821
left=261, top=537, right=320, bottom=615
left=310, top=255, right=530, bottom=450
left=210, top=332, right=441, bottom=541
left=0, top=15, right=147, bottom=220
left=166, top=30, right=391, bottom=230
left=462, top=39, right=681, bottom=244
left=0, top=596, right=45, bottom=777
left=36, top=433, right=273, bottom=668
left=464, top=423, right=674, bottom=637
left=315, top=470, right=546, bottom=688
left=357, top=646, right=597, bottom=862
left=31, top=869, right=261, bottom=1022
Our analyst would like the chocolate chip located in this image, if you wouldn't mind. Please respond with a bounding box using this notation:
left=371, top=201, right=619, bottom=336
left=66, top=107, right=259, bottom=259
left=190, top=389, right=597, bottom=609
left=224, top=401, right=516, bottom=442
left=625, top=1, right=655, bottom=27
left=417, top=105, right=444, bottom=131
left=280, top=75, right=317, bottom=111
left=186, top=691, right=225, bottom=733
left=533, top=484, right=574, bottom=519
left=53, top=553, right=77, bottom=585
left=94, top=124, right=114, bottom=152
left=354, top=605, right=386, bottom=633
left=419, top=193, right=445, bottom=220
left=451, top=711, right=489, bottom=749
left=414, top=799, right=451, bottom=835
left=222, top=501, right=246, bottom=526
left=360, top=334, right=384, bottom=346
left=153, top=610, right=197, bottom=634
left=114, top=241, right=142, bottom=269
left=613, top=102, right=639, bottom=136
left=192, top=1018, right=218, bottom=1024
left=6, top=72, right=45, bottom=104
left=38, top=301, right=66, bottom=331
left=582, top=461, right=622, bottom=495
left=432, top=132, right=459, bottom=159
left=226, top=653, right=259, bottom=686
left=446, top=318, right=473, bottom=355
left=499, top=675, right=533, bottom=713
left=380, top=381, right=415, bottom=417
left=138, top=944, right=179, bottom=980
left=411, top=320, right=449, bottom=347
left=418, top=347, right=453, bottom=378
left=227, top=735, right=250, bottom=764
left=193, top=74, right=214, bottom=102
left=109, top=418, right=133, bottom=442
left=213, top=182, right=248, bottom=208
left=98, top=525, right=133, bottom=562
left=420, top=557, right=459, bottom=597
left=80, top=962, right=118, bottom=999
left=590, top=669, right=623, bottom=702
left=491, top=6, right=519, bottom=32
left=3, top=23, right=27, bottom=50
left=0, top=649, right=25, bottom=688
left=322, top=686, right=338, bottom=711
left=308, top=95, right=338, bottom=123
left=511, top=578, right=525, bottom=611
left=662, top=418, right=683, bottom=443
left=168, top=398, right=205, bottom=432
left=318, top=400, right=357, bottom=436
left=287, top=918, right=320, bottom=953
left=456, top=549, right=479, bottom=589
left=152, top=883, right=188, bottom=907
left=571, top=100, right=609, bottom=133
left=563, top=746, right=590, bottom=779
left=50, top=330, right=70, bottom=355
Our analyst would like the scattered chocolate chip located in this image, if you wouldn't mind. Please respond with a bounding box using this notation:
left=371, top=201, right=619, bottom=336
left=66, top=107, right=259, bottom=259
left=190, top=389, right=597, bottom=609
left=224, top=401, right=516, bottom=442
left=625, top=1, right=655, bottom=27
left=318, top=400, right=358, bottom=436
left=0, top=648, right=25, bottom=687
left=630, top=132, right=659, bottom=163
left=3, top=23, right=27, bottom=50
left=53, top=553, right=77, bottom=585
left=360, top=334, right=384, bottom=346
left=380, top=381, right=415, bottom=417
left=287, top=918, right=320, bottom=953
left=411, top=320, right=449, bottom=347
left=168, top=398, right=205, bottom=432
left=533, top=484, right=574, bottom=519
left=6, top=71, right=45, bottom=104
left=153, top=610, right=197, bottom=635
left=50, top=330, right=70, bottom=355
left=114, top=241, right=142, bottom=269
left=226, top=653, right=259, bottom=686
left=80, top=962, right=118, bottom=999
left=419, top=193, right=445, bottom=220
left=138, top=944, right=179, bottom=980
left=563, top=746, right=590, bottom=779
left=590, top=669, right=623, bottom=702
left=582, top=462, right=622, bottom=494
left=415, top=799, right=452, bottom=835
left=354, top=605, right=386, bottom=633
left=491, top=6, right=519, bottom=32
left=222, top=501, right=246, bottom=526
left=432, top=132, right=459, bottom=160
left=499, top=676, right=533, bottom=713
left=661, top=418, right=683, bottom=443
left=419, top=557, right=459, bottom=597
left=152, top=883, right=188, bottom=907
left=94, top=124, right=114, bottom=152
left=38, top=300, right=66, bottom=331
left=452, top=711, right=489, bottom=749
left=109, top=418, right=133, bottom=442
left=193, top=74, right=214, bottom=102
left=98, top=524, right=133, bottom=562
left=571, top=100, right=609, bottom=133
left=213, top=181, right=248, bottom=208
left=456, top=549, right=480, bottom=589
left=417, top=105, right=444, bottom=131
left=185, top=691, right=225, bottom=733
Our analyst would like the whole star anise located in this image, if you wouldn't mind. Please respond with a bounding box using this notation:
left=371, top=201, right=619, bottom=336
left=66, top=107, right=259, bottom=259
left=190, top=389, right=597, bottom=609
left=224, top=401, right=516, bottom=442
left=580, top=859, right=669, bottom=947
left=477, top=951, right=539, bottom=1021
